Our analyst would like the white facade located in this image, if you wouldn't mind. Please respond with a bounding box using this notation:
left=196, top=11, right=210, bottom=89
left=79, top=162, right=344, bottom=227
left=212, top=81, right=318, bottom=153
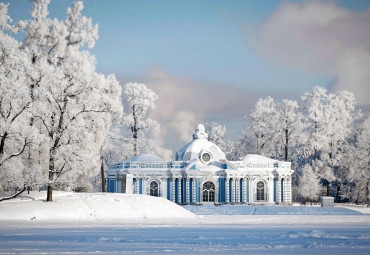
left=107, top=124, right=294, bottom=204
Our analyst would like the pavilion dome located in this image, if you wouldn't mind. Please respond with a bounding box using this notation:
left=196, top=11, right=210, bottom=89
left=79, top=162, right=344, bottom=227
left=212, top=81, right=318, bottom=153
left=175, top=124, right=226, bottom=163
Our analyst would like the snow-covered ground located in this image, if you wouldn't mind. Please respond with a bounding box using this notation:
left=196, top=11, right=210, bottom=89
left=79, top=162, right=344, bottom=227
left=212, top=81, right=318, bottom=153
left=183, top=203, right=368, bottom=215
left=0, top=191, right=369, bottom=254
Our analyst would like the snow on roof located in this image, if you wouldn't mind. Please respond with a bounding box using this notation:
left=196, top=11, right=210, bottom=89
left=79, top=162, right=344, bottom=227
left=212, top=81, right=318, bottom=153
left=176, top=124, right=225, bottom=162
left=240, top=154, right=281, bottom=163
left=176, top=138, right=225, bottom=161
left=124, top=154, right=165, bottom=162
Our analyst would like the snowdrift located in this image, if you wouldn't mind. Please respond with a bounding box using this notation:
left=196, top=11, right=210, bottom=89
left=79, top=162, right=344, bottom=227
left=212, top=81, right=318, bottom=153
left=0, top=191, right=195, bottom=221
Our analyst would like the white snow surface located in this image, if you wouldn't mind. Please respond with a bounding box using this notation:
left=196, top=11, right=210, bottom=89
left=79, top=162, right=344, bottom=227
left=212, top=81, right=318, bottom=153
left=241, top=154, right=281, bottom=163
left=0, top=191, right=195, bottom=221
left=1, top=192, right=370, bottom=254
left=123, top=153, right=165, bottom=162
left=177, top=138, right=226, bottom=161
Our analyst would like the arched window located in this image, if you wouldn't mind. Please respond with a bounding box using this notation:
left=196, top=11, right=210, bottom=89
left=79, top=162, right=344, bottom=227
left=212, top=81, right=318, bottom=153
left=256, top=181, right=265, bottom=201
left=202, top=181, right=215, bottom=202
left=149, top=180, right=159, bottom=197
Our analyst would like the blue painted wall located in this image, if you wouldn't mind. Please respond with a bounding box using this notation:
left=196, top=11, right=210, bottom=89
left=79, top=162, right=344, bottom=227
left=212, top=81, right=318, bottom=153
left=218, top=178, right=226, bottom=203
left=167, top=178, right=171, bottom=200
left=281, top=179, right=284, bottom=202
left=246, top=179, right=249, bottom=202
left=189, top=179, right=193, bottom=202
left=108, top=179, right=115, bottom=193
left=196, top=179, right=200, bottom=202
left=182, top=178, right=186, bottom=203
left=240, top=179, right=243, bottom=202
left=229, top=178, right=232, bottom=202
left=273, top=178, right=277, bottom=202
left=139, top=179, right=142, bottom=194
left=175, top=179, right=179, bottom=203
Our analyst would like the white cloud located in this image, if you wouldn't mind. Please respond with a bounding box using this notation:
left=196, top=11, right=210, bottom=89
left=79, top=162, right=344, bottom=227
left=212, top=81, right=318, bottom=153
left=118, top=67, right=270, bottom=153
left=170, top=110, right=196, bottom=142
left=248, top=0, right=370, bottom=105
left=151, top=126, right=174, bottom=160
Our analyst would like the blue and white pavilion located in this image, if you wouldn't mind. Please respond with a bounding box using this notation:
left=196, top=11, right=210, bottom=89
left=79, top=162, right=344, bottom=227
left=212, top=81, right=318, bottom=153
left=106, top=124, right=294, bottom=204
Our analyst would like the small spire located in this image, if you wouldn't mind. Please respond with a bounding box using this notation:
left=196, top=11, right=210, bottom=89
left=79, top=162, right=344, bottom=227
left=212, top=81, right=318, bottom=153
left=192, top=124, right=208, bottom=140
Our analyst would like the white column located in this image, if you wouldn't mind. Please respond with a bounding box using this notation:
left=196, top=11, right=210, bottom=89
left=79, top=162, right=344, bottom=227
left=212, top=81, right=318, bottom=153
left=135, top=178, right=138, bottom=195
left=284, top=178, right=292, bottom=203
left=186, top=178, right=190, bottom=204
left=171, top=179, right=176, bottom=202
left=231, top=179, right=235, bottom=203
left=178, top=178, right=182, bottom=203
left=225, top=178, right=229, bottom=203
left=142, top=178, right=146, bottom=195
left=161, top=179, right=166, bottom=198
left=268, top=178, right=274, bottom=203
left=215, top=181, right=218, bottom=204
left=242, top=178, right=247, bottom=203
left=235, top=179, right=240, bottom=203
left=277, top=177, right=281, bottom=204
left=192, top=179, right=196, bottom=203
left=249, top=178, right=253, bottom=203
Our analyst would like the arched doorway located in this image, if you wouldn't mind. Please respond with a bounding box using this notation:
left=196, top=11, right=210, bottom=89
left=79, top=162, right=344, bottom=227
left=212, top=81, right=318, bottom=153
left=202, top=181, right=215, bottom=202
left=149, top=180, right=159, bottom=197
left=256, top=181, right=265, bottom=201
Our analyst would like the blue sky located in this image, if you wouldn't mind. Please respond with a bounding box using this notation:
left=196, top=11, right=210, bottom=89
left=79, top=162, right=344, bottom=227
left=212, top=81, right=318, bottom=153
left=5, top=0, right=370, bottom=157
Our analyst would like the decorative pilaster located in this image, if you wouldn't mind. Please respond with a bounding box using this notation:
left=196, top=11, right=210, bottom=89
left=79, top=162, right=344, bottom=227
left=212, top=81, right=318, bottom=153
left=231, top=179, right=236, bottom=203
left=235, top=179, right=240, bottom=203
left=276, top=177, right=281, bottom=204
left=192, top=179, right=196, bottom=203
left=268, top=177, right=274, bottom=203
left=186, top=178, right=190, bottom=204
left=135, top=179, right=139, bottom=194
left=225, top=178, right=230, bottom=203
left=178, top=178, right=182, bottom=204
left=243, top=178, right=247, bottom=203
left=171, top=179, right=176, bottom=203
left=284, top=178, right=292, bottom=203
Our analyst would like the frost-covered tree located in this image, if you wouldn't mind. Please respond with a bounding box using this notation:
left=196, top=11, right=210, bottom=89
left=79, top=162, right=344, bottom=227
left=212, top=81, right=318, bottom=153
left=345, top=117, right=370, bottom=204
left=121, top=82, right=159, bottom=157
left=299, top=165, right=321, bottom=204
left=247, top=96, right=278, bottom=157
left=276, top=99, right=305, bottom=161
left=301, top=86, right=328, bottom=162
left=301, top=87, right=359, bottom=197
left=205, top=122, right=235, bottom=159
left=16, top=0, right=122, bottom=201
left=206, top=122, right=226, bottom=149
left=0, top=3, right=35, bottom=194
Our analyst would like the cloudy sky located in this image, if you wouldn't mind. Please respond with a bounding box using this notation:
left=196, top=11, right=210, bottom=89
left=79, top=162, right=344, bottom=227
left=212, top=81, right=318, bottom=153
left=6, top=0, right=370, bottom=159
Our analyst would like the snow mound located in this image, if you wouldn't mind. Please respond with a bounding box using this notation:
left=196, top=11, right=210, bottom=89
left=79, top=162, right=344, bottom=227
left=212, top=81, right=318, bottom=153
left=0, top=191, right=195, bottom=221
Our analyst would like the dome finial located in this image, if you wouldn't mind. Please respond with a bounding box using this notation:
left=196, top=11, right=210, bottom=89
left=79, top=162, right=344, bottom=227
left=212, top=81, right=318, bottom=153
left=192, top=124, right=208, bottom=140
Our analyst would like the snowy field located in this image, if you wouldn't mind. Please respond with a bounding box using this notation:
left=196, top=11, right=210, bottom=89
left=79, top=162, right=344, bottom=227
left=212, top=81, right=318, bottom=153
left=0, top=192, right=369, bottom=254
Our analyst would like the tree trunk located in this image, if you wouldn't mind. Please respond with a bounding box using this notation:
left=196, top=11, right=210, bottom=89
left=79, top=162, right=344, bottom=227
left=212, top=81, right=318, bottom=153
left=46, top=185, right=53, bottom=202
left=47, top=152, right=55, bottom=202
left=132, top=104, right=138, bottom=156
left=285, top=128, right=288, bottom=161
left=326, top=182, right=330, bottom=196
left=366, top=178, right=370, bottom=205
left=100, top=149, right=105, bottom=192
left=0, top=131, right=8, bottom=160
left=335, top=182, right=341, bottom=202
